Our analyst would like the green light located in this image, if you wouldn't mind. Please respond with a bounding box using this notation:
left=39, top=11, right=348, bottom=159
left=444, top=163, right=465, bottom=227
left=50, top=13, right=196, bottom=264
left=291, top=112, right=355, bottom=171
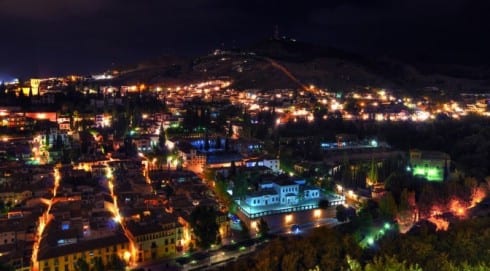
left=367, top=237, right=374, bottom=245
left=412, top=166, right=443, bottom=182
left=379, top=229, right=385, bottom=235
left=384, top=223, right=391, bottom=230
left=427, top=168, right=438, bottom=177
left=239, top=246, right=246, bottom=251
left=413, top=167, right=425, bottom=176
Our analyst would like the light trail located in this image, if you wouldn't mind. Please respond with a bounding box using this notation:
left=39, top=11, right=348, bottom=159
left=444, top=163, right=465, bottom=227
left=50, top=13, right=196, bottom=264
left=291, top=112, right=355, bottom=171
left=105, top=165, right=137, bottom=266
left=265, top=58, right=309, bottom=92
left=31, top=165, right=61, bottom=271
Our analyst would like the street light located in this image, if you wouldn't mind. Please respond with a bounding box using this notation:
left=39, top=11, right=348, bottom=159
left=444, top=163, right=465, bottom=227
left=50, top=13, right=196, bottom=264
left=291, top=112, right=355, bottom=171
left=314, top=209, right=321, bottom=219
left=336, top=184, right=343, bottom=194
left=123, top=251, right=131, bottom=263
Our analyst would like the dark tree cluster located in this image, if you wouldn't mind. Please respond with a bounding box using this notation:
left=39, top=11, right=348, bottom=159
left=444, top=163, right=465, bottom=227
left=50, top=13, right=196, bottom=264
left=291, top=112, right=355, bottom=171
left=189, top=205, right=220, bottom=249
left=376, top=217, right=490, bottom=270
left=225, top=217, right=490, bottom=271
left=227, top=227, right=361, bottom=271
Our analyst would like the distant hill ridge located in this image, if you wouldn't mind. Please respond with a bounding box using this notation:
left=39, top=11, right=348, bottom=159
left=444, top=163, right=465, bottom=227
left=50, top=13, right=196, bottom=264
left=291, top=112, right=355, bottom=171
left=113, top=39, right=490, bottom=93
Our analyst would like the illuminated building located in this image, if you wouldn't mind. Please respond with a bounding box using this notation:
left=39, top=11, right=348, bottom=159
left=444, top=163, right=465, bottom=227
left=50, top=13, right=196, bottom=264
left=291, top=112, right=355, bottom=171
left=57, top=115, right=71, bottom=131
left=235, top=175, right=344, bottom=232
left=126, top=213, right=184, bottom=263
left=25, top=112, right=57, bottom=122
left=0, top=191, right=33, bottom=206
left=242, top=179, right=324, bottom=209
left=36, top=231, right=130, bottom=271
left=216, top=211, right=231, bottom=240
left=409, top=149, right=450, bottom=182
left=29, top=79, right=41, bottom=96
left=94, top=114, right=112, bottom=128
left=6, top=113, right=26, bottom=128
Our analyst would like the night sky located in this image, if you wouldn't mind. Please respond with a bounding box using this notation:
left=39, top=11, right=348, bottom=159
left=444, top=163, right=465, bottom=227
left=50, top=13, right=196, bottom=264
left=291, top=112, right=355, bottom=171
left=1, top=0, right=489, bottom=78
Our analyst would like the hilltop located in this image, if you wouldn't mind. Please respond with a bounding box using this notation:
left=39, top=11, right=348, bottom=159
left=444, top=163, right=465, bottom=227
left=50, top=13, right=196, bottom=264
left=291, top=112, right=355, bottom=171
left=112, top=39, right=490, bottom=93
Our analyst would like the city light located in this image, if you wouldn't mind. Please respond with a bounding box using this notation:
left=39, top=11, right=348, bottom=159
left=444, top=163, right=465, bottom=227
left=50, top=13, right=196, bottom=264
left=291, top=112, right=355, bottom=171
left=31, top=166, right=61, bottom=271
left=251, top=221, right=257, bottom=230
left=1, top=32, right=490, bottom=271
left=314, top=209, right=322, bottom=219
left=113, top=214, right=122, bottom=223
left=105, top=164, right=137, bottom=265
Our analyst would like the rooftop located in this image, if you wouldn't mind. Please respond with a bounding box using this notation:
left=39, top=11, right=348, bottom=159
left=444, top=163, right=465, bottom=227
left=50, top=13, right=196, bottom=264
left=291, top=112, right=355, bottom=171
left=38, top=231, right=129, bottom=260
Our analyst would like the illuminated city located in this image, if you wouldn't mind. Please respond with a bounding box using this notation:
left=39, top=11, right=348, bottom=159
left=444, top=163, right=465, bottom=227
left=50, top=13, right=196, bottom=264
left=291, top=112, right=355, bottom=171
left=1, top=2, right=490, bottom=271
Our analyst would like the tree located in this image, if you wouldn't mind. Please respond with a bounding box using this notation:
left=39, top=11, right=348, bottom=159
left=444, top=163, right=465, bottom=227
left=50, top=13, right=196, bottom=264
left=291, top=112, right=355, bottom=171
left=257, top=218, right=270, bottom=237
left=91, top=256, right=105, bottom=271
left=54, top=134, right=63, bottom=151
left=74, top=258, right=89, bottom=271
left=240, top=220, right=251, bottom=239
left=162, top=184, right=174, bottom=199
left=189, top=205, right=219, bottom=249
left=227, top=121, right=233, bottom=137
left=215, top=136, right=222, bottom=149
left=281, top=252, right=300, bottom=271
left=204, top=132, right=210, bottom=151
left=225, top=137, right=230, bottom=151
left=319, top=199, right=330, bottom=209
left=418, top=184, right=436, bottom=217
left=230, top=160, right=237, bottom=177
left=336, top=205, right=348, bottom=222
left=378, top=192, right=398, bottom=219
left=0, top=200, right=5, bottom=213
left=398, top=188, right=412, bottom=212
left=106, top=254, right=125, bottom=271
left=365, top=256, right=422, bottom=271
left=123, top=135, right=137, bottom=157
left=157, top=123, right=167, bottom=154
left=0, top=82, right=5, bottom=96
left=0, top=262, right=14, bottom=271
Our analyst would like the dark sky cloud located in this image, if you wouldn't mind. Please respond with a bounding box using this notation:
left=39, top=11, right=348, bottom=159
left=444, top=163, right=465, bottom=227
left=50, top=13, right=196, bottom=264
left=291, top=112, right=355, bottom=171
left=0, top=0, right=489, bottom=77
left=0, top=0, right=114, bottom=20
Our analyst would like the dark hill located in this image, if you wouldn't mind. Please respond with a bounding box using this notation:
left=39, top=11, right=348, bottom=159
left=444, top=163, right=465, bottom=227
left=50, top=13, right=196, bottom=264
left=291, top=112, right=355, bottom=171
left=112, top=39, right=490, bottom=93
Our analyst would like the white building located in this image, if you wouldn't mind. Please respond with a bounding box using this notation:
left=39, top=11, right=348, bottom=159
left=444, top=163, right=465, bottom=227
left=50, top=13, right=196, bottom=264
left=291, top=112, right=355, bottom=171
left=244, top=180, right=321, bottom=207
left=274, top=182, right=299, bottom=205
left=245, top=157, right=281, bottom=173
left=245, top=189, right=280, bottom=207
left=303, top=186, right=320, bottom=199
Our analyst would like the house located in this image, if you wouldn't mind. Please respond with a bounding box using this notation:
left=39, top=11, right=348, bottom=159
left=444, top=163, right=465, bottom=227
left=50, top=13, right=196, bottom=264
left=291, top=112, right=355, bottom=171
left=244, top=178, right=321, bottom=208
left=245, top=157, right=281, bottom=173
left=126, top=212, right=184, bottom=263
left=409, top=149, right=450, bottom=182
left=37, top=229, right=130, bottom=271
left=245, top=189, right=280, bottom=207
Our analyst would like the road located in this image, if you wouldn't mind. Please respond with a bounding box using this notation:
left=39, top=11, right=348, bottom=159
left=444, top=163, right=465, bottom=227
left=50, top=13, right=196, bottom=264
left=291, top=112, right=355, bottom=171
left=135, top=240, right=263, bottom=271
left=135, top=218, right=342, bottom=271
left=272, top=217, right=342, bottom=236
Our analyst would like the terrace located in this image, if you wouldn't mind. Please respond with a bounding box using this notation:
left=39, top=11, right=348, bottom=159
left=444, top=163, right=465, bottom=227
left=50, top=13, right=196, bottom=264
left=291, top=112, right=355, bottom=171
left=236, top=192, right=344, bottom=219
